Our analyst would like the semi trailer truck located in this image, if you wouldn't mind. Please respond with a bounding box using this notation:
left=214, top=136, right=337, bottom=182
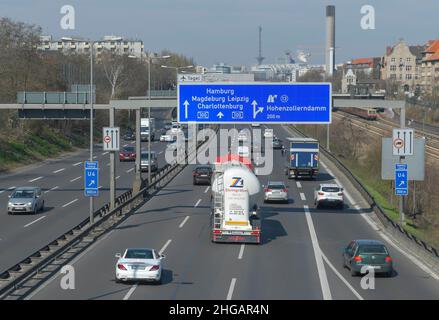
left=211, top=154, right=262, bottom=244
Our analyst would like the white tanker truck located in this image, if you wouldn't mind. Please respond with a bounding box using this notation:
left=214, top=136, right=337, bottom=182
left=211, top=155, right=262, bottom=244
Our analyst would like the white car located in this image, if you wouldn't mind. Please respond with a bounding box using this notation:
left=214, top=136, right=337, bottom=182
left=263, top=181, right=288, bottom=203
left=115, top=248, right=165, bottom=284
left=160, top=133, right=176, bottom=142
left=263, top=129, right=274, bottom=138
left=314, top=184, right=344, bottom=209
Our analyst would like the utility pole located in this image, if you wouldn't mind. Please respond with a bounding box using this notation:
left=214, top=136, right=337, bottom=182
left=89, top=41, right=94, bottom=225
left=109, top=107, right=116, bottom=210
left=399, top=104, right=406, bottom=225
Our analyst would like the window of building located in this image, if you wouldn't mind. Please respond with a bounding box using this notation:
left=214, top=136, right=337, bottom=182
left=406, top=57, right=411, bottom=63
left=406, top=74, right=412, bottom=80
left=390, top=65, right=397, bottom=71
left=406, top=65, right=412, bottom=71
left=391, top=57, right=396, bottom=63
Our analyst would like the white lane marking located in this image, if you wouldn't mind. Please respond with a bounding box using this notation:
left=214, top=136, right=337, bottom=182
left=238, top=244, right=245, bottom=260
left=0, top=186, right=15, bottom=194
left=226, top=278, right=237, bottom=300
left=126, top=168, right=134, bottom=173
left=102, top=152, right=109, bottom=155
left=70, top=176, right=81, bottom=183
left=159, top=239, right=172, bottom=255
left=296, top=181, right=302, bottom=188
left=24, top=216, right=46, bottom=228
left=123, top=144, right=128, bottom=147
left=303, top=205, right=332, bottom=300
left=73, top=162, right=82, bottom=166
left=53, top=168, right=65, bottom=174
left=44, top=186, right=59, bottom=194
left=116, top=176, right=120, bottom=180
left=29, top=176, right=43, bottom=182
left=179, top=216, right=190, bottom=228
left=300, top=192, right=306, bottom=201
left=62, top=199, right=78, bottom=208
left=158, top=151, right=163, bottom=155
left=93, top=156, right=98, bottom=159
left=194, top=199, right=202, bottom=207
left=204, top=186, right=210, bottom=193
left=320, top=251, right=364, bottom=300
left=123, top=284, right=138, bottom=301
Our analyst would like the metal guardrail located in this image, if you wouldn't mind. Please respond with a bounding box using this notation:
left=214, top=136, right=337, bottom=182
left=290, top=126, right=439, bottom=260
left=0, top=126, right=218, bottom=299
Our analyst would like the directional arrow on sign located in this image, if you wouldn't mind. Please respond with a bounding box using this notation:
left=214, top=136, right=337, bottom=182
left=183, top=100, right=190, bottom=119
left=217, top=112, right=224, bottom=119
left=252, top=100, right=264, bottom=119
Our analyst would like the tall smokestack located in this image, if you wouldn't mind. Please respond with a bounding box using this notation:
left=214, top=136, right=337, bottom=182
left=325, top=5, right=335, bottom=78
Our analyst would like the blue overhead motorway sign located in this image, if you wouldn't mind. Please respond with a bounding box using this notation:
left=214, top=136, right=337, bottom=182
left=178, top=83, right=332, bottom=124
left=84, top=161, right=99, bottom=197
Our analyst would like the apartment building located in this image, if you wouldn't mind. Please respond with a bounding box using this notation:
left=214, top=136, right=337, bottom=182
left=38, top=35, right=144, bottom=58
left=419, top=39, right=439, bottom=94
left=380, top=39, right=425, bottom=92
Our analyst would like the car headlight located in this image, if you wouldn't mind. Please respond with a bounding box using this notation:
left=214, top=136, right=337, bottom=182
left=27, top=202, right=32, bottom=206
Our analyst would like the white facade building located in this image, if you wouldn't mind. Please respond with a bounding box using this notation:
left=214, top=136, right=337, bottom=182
left=38, top=35, right=144, bottom=58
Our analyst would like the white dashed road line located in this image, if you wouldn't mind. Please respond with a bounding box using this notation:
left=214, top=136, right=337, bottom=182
left=102, top=152, right=109, bottom=155
left=126, top=168, right=134, bottom=173
left=238, top=244, right=245, bottom=260
left=159, top=239, right=172, bottom=255
left=227, top=278, right=237, bottom=300
left=70, top=176, right=81, bottom=183
left=0, top=186, right=15, bottom=194
left=194, top=199, right=201, bottom=207
left=62, top=199, right=78, bottom=208
left=179, top=216, right=190, bottom=228
left=300, top=192, right=306, bottom=201
left=24, top=216, right=46, bottom=228
left=29, top=176, right=43, bottom=183
left=44, top=186, right=59, bottom=194
left=53, top=168, right=65, bottom=174
left=296, top=181, right=302, bottom=188
left=204, top=186, right=210, bottom=193
left=73, top=162, right=82, bottom=166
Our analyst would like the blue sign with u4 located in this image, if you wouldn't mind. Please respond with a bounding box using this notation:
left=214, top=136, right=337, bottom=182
left=395, top=164, right=408, bottom=196
left=178, top=83, right=332, bottom=124
left=84, top=161, right=99, bottom=197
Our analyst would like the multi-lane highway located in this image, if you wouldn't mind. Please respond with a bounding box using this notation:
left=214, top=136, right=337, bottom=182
left=24, top=124, right=439, bottom=300
left=0, top=109, right=172, bottom=274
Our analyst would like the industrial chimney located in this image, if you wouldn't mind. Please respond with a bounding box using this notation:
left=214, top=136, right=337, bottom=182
left=325, top=5, right=335, bottom=78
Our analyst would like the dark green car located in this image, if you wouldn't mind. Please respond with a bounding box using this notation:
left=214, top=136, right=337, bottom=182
left=342, top=240, right=393, bottom=277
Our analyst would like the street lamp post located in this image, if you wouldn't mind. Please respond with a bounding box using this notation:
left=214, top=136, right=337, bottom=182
left=130, top=53, right=170, bottom=185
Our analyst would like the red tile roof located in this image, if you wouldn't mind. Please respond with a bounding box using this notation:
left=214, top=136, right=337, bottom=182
left=351, top=58, right=374, bottom=65
left=424, top=39, right=439, bottom=54
left=425, top=52, right=439, bottom=62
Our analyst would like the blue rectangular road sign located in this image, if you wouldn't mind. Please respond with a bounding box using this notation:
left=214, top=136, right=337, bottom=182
left=395, top=164, right=408, bottom=196
left=84, top=161, right=99, bottom=197
left=178, top=83, right=332, bottom=124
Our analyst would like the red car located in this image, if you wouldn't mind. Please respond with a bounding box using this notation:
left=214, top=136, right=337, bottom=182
left=119, top=146, right=136, bottom=161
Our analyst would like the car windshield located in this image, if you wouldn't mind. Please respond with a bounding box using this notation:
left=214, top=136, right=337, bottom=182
left=125, top=249, right=154, bottom=259
left=322, top=187, right=340, bottom=193
left=268, top=184, right=285, bottom=190
left=196, top=167, right=211, bottom=173
left=123, top=147, right=135, bottom=152
left=358, top=245, right=388, bottom=254
left=12, top=190, right=35, bottom=198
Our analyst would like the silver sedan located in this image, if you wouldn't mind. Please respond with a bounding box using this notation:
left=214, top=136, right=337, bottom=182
left=263, top=181, right=289, bottom=203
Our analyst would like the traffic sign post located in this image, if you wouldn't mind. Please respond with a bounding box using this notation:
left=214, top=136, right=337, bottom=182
left=103, top=127, right=120, bottom=151
left=84, top=161, right=99, bottom=197
left=392, top=128, right=414, bottom=156
left=178, top=83, right=332, bottom=124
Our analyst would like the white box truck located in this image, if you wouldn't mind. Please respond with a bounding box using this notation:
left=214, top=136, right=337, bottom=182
left=140, top=118, right=156, bottom=141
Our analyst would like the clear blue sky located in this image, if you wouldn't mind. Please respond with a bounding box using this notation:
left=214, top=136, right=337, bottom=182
left=1, top=0, right=438, bottom=67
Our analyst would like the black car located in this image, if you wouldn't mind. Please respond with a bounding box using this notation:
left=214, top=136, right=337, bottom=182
left=123, top=130, right=135, bottom=141
left=193, top=166, right=213, bottom=185
left=273, top=137, right=283, bottom=149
